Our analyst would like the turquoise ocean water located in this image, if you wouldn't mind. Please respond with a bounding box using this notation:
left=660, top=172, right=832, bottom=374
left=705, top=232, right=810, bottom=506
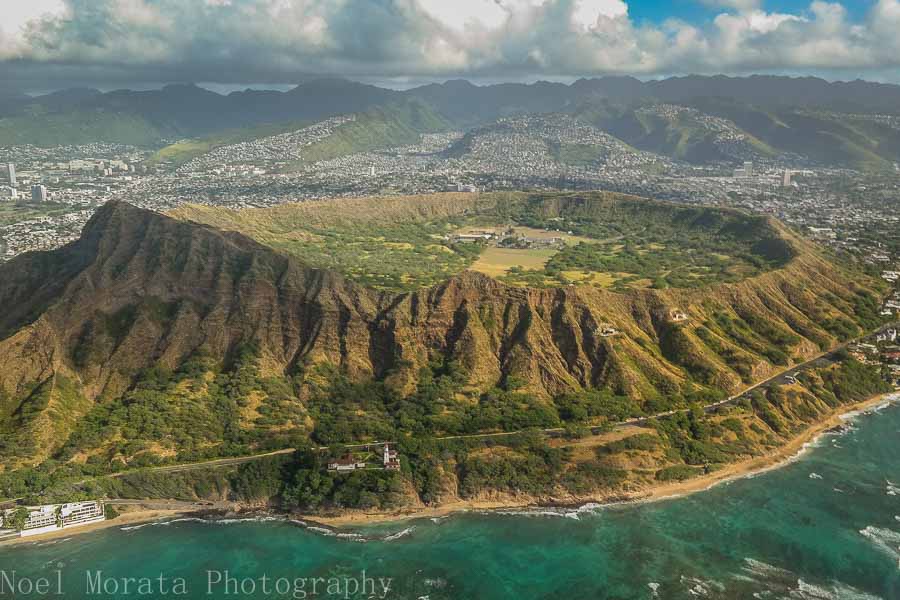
left=2, top=398, right=899, bottom=599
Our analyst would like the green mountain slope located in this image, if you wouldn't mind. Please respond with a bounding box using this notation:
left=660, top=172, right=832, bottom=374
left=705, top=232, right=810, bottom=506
left=690, top=98, right=900, bottom=170
left=287, top=100, right=453, bottom=167
left=4, top=77, right=900, bottom=171
left=0, top=108, right=174, bottom=147
left=0, top=79, right=401, bottom=148
left=146, top=119, right=312, bottom=167
left=574, top=102, right=778, bottom=164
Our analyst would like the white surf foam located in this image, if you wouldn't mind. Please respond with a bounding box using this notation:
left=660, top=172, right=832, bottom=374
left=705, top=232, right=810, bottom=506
left=739, top=558, right=882, bottom=599
left=120, top=523, right=155, bottom=531
left=485, top=507, right=581, bottom=519
left=679, top=575, right=725, bottom=596
left=859, top=526, right=900, bottom=561
left=383, top=526, right=415, bottom=541
left=794, top=578, right=882, bottom=599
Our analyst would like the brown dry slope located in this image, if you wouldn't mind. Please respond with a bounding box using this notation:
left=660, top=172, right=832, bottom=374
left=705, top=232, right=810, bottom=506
left=0, top=194, right=886, bottom=465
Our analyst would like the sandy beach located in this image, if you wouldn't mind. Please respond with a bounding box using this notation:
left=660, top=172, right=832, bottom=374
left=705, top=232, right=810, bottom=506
left=0, top=505, right=208, bottom=548
left=1, top=392, right=895, bottom=543
left=637, top=392, right=897, bottom=503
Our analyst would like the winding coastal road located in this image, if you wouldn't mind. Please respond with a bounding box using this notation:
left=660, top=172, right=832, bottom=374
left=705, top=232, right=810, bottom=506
left=86, top=322, right=896, bottom=481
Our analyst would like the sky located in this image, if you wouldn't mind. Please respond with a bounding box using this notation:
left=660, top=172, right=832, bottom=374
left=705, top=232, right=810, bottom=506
left=1, top=0, right=899, bottom=92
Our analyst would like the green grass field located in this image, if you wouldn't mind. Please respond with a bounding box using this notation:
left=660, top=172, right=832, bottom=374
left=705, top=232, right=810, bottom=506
left=470, top=247, right=557, bottom=277
left=172, top=192, right=794, bottom=292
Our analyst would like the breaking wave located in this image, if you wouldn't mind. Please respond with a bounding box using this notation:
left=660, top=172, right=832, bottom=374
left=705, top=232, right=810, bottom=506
left=736, top=558, right=882, bottom=599
left=859, top=526, right=900, bottom=561
left=120, top=515, right=283, bottom=532
left=383, top=526, right=415, bottom=541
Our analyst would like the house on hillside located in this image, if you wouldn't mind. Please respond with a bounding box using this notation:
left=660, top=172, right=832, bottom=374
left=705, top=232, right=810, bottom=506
left=327, top=456, right=367, bottom=472
left=670, top=309, right=689, bottom=323
left=597, top=324, right=619, bottom=337
left=876, top=329, right=898, bottom=344
left=382, top=443, right=401, bottom=470
left=450, top=232, right=493, bottom=243
left=498, top=234, right=563, bottom=250
left=881, top=350, right=900, bottom=362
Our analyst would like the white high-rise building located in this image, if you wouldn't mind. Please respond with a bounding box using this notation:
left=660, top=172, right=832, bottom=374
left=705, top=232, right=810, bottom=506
left=5, top=163, right=14, bottom=187
left=743, top=161, right=754, bottom=178
left=782, top=170, right=792, bottom=187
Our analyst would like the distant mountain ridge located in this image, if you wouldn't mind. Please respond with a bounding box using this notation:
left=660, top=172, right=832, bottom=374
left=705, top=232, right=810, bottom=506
left=3, top=75, right=900, bottom=142
left=0, top=80, right=402, bottom=147
left=3, top=75, right=900, bottom=169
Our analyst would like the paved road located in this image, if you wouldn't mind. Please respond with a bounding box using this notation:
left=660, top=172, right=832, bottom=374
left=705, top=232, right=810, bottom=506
left=102, top=440, right=391, bottom=478
left=104, top=499, right=229, bottom=509
left=102, top=448, right=300, bottom=478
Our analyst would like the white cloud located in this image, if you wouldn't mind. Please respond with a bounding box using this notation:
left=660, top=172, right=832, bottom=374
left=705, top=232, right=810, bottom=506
left=2, top=0, right=900, bottom=87
left=0, top=0, right=66, bottom=37
left=417, top=0, right=508, bottom=31
left=571, top=0, right=629, bottom=28
left=745, top=10, right=803, bottom=34
left=417, top=0, right=627, bottom=32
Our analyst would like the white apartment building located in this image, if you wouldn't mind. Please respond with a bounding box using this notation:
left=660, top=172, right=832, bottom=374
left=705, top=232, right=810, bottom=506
left=0, top=501, right=106, bottom=538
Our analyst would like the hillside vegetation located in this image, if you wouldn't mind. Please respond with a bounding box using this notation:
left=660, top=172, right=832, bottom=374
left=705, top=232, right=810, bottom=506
left=687, top=98, right=900, bottom=171
left=569, top=97, right=900, bottom=171
left=0, top=194, right=889, bottom=505
left=285, top=100, right=452, bottom=168
left=172, top=193, right=482, bottom=290
left=0, top=108, right=172, bottom=147
left=3, top=355, right=889, bottom=511
left=146, top=119, right=312, bottom=167
left=574, top=102, right=779, bottom=164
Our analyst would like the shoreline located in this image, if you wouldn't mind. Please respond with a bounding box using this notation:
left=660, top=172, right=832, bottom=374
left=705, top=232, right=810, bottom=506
left=633, top=391, right=897, bottom=504
left=299, top=391, right=898, bottom=527
left=1, top=392, right=896, bottom=545
left=0, top=508, right=196, bottom=548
